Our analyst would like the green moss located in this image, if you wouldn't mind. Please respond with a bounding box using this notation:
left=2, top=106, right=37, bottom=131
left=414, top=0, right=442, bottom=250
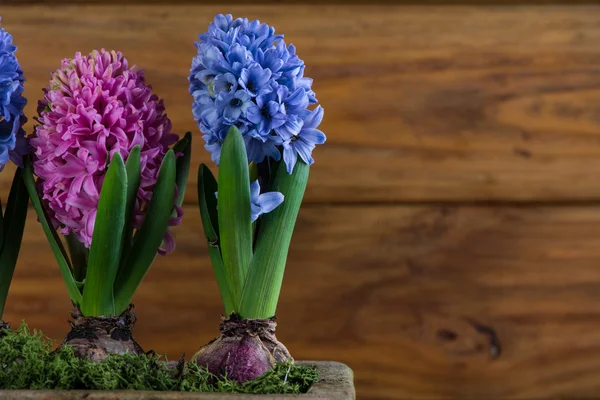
left=180, top=360, right=319, bottom=394
left=0, top=323, right=319, bottom=394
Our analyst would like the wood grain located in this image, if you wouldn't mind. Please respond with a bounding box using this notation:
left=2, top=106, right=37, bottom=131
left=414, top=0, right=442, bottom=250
left=6, top=204, right=600, bottom=399
left=4, top=5, right=600, bottom=202
left=2, top=1, right=597, bottom=4
left=6, top=4, right=600, bottom=400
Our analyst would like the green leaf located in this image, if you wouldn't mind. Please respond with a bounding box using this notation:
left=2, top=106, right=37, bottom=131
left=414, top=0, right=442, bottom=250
left=249, top=162, right=258, bottom=182
left=173, top=132, right=192, bottom=209
left=65, top=234, right=87, bottom=283
left=198, top=164, right=219, bottom=241
left=81, top=153, right=128, bottom=317
left=119, top=146, right=141, bottom=266
left=198, top=164, right=234, bottom=315
left=0, top=198, right=5, bottom=249
left=217, top=127, right=253, bottom=310
left=113, top=150, right=176, bottom=314
left=155, top=133, right=192, bottom=256
left=0, top=168, right=28, bottom=317
left=23, top=157, right=82, bottom=305
left=239, top=160, right=309, bottom=319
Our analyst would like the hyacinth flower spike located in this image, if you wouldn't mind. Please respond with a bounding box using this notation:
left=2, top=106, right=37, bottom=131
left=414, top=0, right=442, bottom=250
left=191, top=14, right=325, bottom=382
left=0, top=20, right=30, bottom=331
left=23, top=49, right=191, bottom=361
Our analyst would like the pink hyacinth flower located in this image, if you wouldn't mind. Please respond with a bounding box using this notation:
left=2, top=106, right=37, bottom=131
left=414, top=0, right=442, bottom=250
left=29, top=49, right=183, bottom=254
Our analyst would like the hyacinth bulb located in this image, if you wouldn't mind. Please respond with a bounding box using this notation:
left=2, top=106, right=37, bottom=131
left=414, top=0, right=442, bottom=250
left=29, top=49, right=183, bottom=252
left=56, top=305, right=144, bottom=362
left=193, top=314, right=293, bottom=383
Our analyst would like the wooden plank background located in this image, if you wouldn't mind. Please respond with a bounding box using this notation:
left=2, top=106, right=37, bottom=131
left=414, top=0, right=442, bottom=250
left=3, top=3, right=600, bottom=399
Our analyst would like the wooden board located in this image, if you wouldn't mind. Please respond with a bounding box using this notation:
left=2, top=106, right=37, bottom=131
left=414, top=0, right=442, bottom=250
left=7, top=204, right=600, bottom=399
left=3, top=1, right=597, bottom=4
left=4, top=5, right=600, bottom=203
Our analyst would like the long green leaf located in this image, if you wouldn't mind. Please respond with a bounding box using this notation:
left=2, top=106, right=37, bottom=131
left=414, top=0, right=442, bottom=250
left=239, top=160, right=309, bottom=319
left=173, top=132, right=192, bottom=208
left=0, top=198, right=5, bottom=249
left=217, top=127, right=253, bottom=309
left=198, top=164, right=233, bottom=315
left=156, top=133, right=192, bottom=254
left=113, top=150, right=176, bottom=313
left=198, top=164, right=219, bottom=240
left=65, top=234, right=87, bottom=283
left=0, top=168, right=28, bottom=317
left=23, top=157, right=82, bottom=305
left=120, top=145, right=141, bottom=266
left=81, top=153, right=128, bottom=317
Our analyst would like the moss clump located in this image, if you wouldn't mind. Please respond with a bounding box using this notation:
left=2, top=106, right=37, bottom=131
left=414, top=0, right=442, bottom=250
left=180, top=360, right=319, bottom=394
left=0, top=323, right=318, bottom=394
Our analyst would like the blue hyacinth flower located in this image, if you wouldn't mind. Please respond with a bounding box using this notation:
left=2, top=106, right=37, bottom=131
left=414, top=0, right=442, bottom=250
left=216, top=90, right=253, bottom=123
left=239, top=63, right=272, bottom=98
left=0, top=23, right=26, bottom=170
left=246, top=87, right=287, bottom=135
left=190, top=14, right=325, bottom=171
left=283, top=106, right=326, bottom=174
left=250, top=180, right=284, bottom=222
left=244, top=129, right=282, bottom=164
left=214, top=180, right=284, bottom=222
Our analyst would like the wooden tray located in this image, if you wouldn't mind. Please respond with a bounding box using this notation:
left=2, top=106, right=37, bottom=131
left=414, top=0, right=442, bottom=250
left=0, top=361, right=354, bottom=400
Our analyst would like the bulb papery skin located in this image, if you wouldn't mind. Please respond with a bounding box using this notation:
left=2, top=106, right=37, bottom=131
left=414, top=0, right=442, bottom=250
left=30, top=49, right=182, bottom=253
left=193, top=314, right=293, bottom=383
left=57, top=305, right=144, bottom=362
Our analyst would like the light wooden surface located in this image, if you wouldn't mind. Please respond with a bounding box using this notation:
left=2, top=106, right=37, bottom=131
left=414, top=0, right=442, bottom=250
left=3, top=3, right=600, bottom=400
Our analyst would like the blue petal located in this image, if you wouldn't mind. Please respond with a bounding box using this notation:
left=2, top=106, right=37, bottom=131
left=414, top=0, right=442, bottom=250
left=266, top=101, right=279, bottom=116
left=215, top=91, right=233, bottom=109
left=0, top=146, right=9, bottom=170
left=283, top=143, right=298, bottom=174
left=255, top=65, right=272, bottom=87
left=227, top=43, right=248, bottom=65
left=303, top=105, right=324, bottom=129
left=244, top=134, right=266, bottom=163
left=276, top=114, right=303, bottom=140
left=239, top=67, right=251, bottom=87
left=271, top=113, right=287, bottom=130
left=301, top=128, right=326, bottom=145
left=257, top=192, right=284, bottom=214
left=295, top=140, right=315, bottom=165
left=240, top=100, right=253, bottom=114
left=255, top=92, right=267, bottom=108
left=262, top=48, right=284, bottom=73
left=284, top=88, right=309, bottom=112
left=223, top=105, right=242, bottom=123
left=9, top=127, right=28, bottom=168
left=250, top=180, right=261, bottom=200
left=263, top=140, right=282, bottom=161
left=214, top=14, right=233, bottom=31
left=235, top=89, right=251, bottom=102
left=197, top=69, right=215, bottom=85
left=213, top=73, right=237, bottom=93
left=246, top=106, right=262, bottom=124
left=259, top=120, right=270, bottom=135
left=250, top=203, right=262, bottom=222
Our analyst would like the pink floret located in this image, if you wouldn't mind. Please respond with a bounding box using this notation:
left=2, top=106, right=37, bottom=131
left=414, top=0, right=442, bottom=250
left=30, top=49, right=182, bottom=253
